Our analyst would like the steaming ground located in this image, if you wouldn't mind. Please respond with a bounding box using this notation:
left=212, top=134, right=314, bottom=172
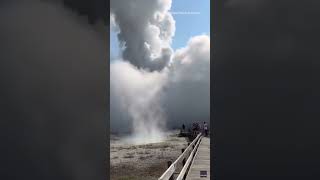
left=110, top=130, right=188, bottom=180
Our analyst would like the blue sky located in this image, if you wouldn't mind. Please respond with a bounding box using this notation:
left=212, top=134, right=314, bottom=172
left=110, top=0, right=210, bottom=59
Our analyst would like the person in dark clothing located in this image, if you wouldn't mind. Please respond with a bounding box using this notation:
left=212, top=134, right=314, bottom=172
left=203, top=121, right=208, bottom=137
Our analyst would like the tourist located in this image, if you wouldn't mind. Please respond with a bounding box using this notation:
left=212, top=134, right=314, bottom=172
left=203, top=121, right=208, bottom=137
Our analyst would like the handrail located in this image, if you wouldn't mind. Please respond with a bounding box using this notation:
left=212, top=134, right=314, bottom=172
left=158, top=133, right=202, bottom=180
left=176, top=135, right=202, bottom=180
left=185, top=137, right=202, bottom=179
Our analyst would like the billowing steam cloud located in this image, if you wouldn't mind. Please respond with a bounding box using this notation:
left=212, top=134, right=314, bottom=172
left=110, top=0, right=210, bottom=143
left=110, top=0, right=175, bottom=71
left=165, top=35, right=210, bottom=128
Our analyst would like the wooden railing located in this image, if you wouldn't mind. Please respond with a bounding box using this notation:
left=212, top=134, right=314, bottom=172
left=176, top=135, right=202, bottom=180
left=158, top=133, right=202, bottom=180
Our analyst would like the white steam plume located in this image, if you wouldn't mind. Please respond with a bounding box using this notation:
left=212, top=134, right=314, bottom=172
left=110, top=0, right=175, bottom=71
left=110, top=35, right=211, bottom=143
left=111, top=61, right=168, bottom=144
left=110, top=0, right=210, bottom=144
left=164, top=35, right=211, bottom=127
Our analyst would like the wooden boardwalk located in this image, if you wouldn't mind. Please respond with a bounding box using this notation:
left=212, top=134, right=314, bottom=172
left=185, top=137, right=210, bottom=180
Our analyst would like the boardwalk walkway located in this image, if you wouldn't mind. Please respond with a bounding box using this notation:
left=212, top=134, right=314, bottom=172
left=186, top=137, right=210, bottom=180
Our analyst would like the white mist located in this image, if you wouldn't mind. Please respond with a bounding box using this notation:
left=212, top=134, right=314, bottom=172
left=111, top=61, right=168, bottom=144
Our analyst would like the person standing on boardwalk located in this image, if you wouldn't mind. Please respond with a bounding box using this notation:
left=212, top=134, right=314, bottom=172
left=203, top=121, right=208, bottom=137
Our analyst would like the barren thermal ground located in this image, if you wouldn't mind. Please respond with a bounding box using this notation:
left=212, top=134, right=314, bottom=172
left=110, top=130, right=188, bottom=180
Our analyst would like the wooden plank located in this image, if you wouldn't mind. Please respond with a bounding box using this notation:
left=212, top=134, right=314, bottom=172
left=186, top=137, right=210, bottom=180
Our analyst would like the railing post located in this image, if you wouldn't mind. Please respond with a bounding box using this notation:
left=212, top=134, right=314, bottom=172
left=182, top=158, right=186, bottom=166
left=181, top=148, right=185, bottom=153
